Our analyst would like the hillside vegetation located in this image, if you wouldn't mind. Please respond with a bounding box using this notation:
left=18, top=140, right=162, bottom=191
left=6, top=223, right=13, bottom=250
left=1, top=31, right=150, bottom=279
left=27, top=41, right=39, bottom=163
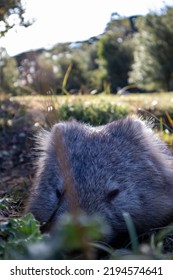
left=1, top=5, right=173, bottom=96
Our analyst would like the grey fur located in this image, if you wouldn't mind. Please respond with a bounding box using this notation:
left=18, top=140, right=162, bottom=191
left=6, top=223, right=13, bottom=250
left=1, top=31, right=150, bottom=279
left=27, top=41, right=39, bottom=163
left=26, top=116, right=173, bottom=242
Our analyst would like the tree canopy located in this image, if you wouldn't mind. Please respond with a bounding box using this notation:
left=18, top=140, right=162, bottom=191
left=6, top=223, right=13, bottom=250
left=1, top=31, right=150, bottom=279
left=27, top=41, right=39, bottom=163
left=129, top=6, right=173, bottom=91
left=0, top=0, right=32, bottom=37
left=1, top=4, right=173, bottom=94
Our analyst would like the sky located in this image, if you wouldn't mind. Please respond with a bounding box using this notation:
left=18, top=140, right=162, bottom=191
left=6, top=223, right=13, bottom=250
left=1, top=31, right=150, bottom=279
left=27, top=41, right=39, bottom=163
left=1, top=0, right=173, bottom=56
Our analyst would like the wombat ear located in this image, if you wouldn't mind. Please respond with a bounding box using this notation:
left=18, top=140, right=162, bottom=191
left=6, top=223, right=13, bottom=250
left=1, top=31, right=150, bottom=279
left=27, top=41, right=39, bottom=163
left=51, top=123, right=65, bottom=134
left=131, top=115, right=153, bottom=129
left=50, top=122, right=66, bottom=145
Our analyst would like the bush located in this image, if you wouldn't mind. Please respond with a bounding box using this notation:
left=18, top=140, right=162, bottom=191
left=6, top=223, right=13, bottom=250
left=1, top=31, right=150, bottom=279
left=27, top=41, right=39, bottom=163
left=0, top=212, right=42, bottom=259
left=46, top=97, right=129, bottom=125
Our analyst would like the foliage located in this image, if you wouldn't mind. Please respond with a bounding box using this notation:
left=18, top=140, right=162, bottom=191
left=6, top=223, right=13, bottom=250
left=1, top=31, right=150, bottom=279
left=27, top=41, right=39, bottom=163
left=0, top=0, right=32, bottom=37
left=0, top=47, right=20, bottom=94
left=129, top=6, right=173, bottom=91
left=0, top=195, right=109, bottom=260
left=32, top=52, right=57, bottom=94
left=1, top=5, right=173, bottom=95
left=52, top=41, right=103, bottom=93
left=1, top=203, right=173, bottom=260
left=25, top=213, right=109, bottom=260
left=98, top=33, right=133, bottom=92
left=55, top=51, right=88, bottom=93
left=0, top=210, right=42, bottom=259
left=43, top=92, right=173, bottom=131
left=98, top=16, right=134, bottom=93
left=11, top=41, right=104, bottom=95
left=38, top=94, right=130, bottom=126
left=57, top=97, right=129, bottom=125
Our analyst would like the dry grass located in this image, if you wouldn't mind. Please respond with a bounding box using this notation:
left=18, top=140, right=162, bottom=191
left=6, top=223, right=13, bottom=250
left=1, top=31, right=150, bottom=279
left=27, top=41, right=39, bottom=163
left=12, top=92, right=173, bottom=111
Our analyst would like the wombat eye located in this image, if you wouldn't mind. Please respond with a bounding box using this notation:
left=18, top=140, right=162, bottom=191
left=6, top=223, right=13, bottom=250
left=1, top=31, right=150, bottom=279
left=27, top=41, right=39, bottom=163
left=106, top=189, right=120, bottom=202
left=56, top=189, right=62, bottom=199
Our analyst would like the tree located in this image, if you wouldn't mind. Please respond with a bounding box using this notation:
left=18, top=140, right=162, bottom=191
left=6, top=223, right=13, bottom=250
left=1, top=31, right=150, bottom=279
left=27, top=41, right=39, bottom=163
left=16, top=50, right=57, bottom=94
left=52, top=44, right=89, bottom=93
left=56, top=54, right=88, bottom=93
left=0, top=47, right=19, bottom=93
left=129, top=6, right=173, bottom=91
left=98, top=16, right=134, bottom=93
left=0, top=0, right=32, bottom=37
left=98, top=33, right=133, bottom=92
left=76, top=40, right=105, bottom=92
left=33, top=52, right=57, bottom=94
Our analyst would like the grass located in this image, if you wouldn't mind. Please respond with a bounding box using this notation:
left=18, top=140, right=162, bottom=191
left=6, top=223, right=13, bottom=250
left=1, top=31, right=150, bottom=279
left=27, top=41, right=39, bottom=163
left=12, top=91, right=173, bottom=121
left=13, top=91, right=173, bottom=111
left=11, top=92, right=173, bottom=146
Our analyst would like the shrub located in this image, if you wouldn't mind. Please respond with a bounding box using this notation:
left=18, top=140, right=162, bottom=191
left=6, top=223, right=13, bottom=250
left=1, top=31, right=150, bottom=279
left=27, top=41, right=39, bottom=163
left=57, top=97, right=129, bottom=125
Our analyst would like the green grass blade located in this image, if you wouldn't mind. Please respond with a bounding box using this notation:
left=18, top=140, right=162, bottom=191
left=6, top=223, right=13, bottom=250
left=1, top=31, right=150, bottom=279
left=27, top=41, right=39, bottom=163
left=123, top=212, right=140, bottom=254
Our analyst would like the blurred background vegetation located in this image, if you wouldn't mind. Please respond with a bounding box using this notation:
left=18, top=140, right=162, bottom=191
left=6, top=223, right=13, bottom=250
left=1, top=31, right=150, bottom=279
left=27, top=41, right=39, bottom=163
left=1, top=2, right=173, bottom=95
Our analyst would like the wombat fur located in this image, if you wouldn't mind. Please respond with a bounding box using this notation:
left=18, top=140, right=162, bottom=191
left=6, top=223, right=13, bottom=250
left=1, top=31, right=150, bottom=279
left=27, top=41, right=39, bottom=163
left=26, top=116, right=173, bottom=244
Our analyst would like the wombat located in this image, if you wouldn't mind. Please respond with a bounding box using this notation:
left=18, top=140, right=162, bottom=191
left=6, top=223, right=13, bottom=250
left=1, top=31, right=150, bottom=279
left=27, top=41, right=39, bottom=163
left=26, top=116, right=173, bottom=244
